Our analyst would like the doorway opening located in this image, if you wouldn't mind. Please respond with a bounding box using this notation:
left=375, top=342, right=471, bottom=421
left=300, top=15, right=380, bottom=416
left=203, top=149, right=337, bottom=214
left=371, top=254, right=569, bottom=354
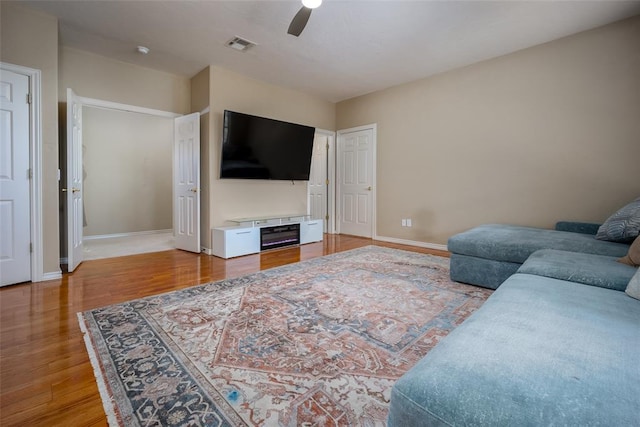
left=80, top=107, right=174, bottom=260
left=61, top=91, right=200, bottom=271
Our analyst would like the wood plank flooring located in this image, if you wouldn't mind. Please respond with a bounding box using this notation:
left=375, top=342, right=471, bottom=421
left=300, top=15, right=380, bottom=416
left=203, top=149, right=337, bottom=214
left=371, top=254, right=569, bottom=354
left=0, top=235, right=448, bottom=426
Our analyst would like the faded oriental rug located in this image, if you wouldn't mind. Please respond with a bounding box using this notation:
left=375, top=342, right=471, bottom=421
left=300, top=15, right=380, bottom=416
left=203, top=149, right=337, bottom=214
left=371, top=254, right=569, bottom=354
left=79, top=246, right=492, bottom=426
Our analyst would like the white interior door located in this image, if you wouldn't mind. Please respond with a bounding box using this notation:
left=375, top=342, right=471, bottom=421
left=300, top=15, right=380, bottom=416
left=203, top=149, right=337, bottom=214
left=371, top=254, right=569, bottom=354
left=337, top=126, right=375, bottom=238
left=174, top=113, right=200, bottom=253
left=0, top=69, right=31, bottom=286
left=66, top=88, right=83, bottom=272
left=308, top=134, right=328, bottom=230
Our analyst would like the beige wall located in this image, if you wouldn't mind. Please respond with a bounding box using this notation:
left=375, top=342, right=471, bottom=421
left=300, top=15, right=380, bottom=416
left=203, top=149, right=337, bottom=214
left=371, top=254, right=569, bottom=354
left=190, top=67, right=211, bottom=247
left=59, top=47, right=190, bottom=113
left=1, top=2, right=60, bottom=274
left=83, top=108, right=173, bottom=236
left=337, top=16, right=640, bottom=245
left=190, top=67, right=210, bottom=113
left=204, top=66, right=335, bottom=248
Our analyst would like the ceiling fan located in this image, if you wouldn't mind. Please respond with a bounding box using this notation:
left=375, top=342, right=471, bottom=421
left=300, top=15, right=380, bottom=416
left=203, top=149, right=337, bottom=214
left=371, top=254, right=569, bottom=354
left=288, top=0, right=322, bottom=37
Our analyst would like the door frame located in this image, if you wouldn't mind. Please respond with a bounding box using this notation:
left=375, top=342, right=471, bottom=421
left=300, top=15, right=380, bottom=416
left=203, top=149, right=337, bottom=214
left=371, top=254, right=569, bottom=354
left=336, top=124, right=377, bottom=239
left=308, top=128, right=336, bottom=234
left=63, top=92, right=181, bottom=268
left=1, top=62, right=45, bottom=282
left=75, top=96, right=181, bottom=119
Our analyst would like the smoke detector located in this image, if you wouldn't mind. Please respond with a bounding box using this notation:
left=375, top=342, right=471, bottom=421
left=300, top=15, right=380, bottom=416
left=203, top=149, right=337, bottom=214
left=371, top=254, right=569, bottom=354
left=226, top=36, right=256, bottom=52
left=136, top=45, right=150, bottom=55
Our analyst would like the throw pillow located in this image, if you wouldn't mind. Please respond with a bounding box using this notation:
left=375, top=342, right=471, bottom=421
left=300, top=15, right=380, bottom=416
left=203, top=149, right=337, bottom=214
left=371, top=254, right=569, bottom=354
left=625, top=268, right=640, bottom=300
left=618, top=236, right=640, bottom=267
left=596, top=198, right=640, bottom=243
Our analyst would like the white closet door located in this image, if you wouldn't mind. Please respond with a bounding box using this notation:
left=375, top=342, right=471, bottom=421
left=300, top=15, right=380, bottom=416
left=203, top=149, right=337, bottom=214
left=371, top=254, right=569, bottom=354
left=0, top=70, right=31, bottom=286
left=337, top=127, right=375, bottom=238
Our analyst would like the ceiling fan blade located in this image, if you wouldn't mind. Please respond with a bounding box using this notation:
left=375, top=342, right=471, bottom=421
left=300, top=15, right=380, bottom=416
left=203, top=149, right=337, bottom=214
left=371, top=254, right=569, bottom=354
left=288, top=6, right=312, bottom=37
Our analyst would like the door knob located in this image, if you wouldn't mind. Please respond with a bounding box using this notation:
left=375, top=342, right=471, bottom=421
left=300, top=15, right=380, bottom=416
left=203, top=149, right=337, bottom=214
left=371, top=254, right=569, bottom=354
left=72, top=188, right=80, bottom=193
left=190, top=188, right=198, bottom=193
left=367, top=186, right=372, bottom=191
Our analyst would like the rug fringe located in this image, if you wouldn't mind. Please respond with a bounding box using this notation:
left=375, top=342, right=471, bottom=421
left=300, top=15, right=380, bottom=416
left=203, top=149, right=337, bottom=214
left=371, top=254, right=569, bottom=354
left=77, top=312, right=121, bottom=427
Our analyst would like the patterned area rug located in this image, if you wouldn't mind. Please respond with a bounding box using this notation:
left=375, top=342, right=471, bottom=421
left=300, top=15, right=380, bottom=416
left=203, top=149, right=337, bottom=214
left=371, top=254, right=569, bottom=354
left=79, top=246, right=492, bottom=426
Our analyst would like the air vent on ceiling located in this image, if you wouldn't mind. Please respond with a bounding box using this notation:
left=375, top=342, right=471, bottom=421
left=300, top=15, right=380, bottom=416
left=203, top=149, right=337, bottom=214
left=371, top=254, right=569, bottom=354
left=226, top=36, right=256, bottom=52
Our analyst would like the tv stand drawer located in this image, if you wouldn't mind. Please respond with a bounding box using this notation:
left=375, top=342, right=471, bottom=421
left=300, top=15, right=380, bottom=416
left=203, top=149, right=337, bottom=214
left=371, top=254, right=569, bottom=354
left=300, top=220, right=323, bottom=244
left=212, top=227, right=259, bottom=258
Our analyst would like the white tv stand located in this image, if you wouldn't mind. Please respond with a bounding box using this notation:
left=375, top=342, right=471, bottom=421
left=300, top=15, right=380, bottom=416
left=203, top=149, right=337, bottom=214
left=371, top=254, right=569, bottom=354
left=212, top=214, right=323, bottom=259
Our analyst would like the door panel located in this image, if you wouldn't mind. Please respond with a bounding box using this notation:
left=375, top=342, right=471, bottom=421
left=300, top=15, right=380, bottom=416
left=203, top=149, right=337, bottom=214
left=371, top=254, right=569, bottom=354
left=66, top=88, right=83, bottom=272
left=338, top=128, right=374, bottom=238
left=343, top=150, right=354, bottom=184
left=0, top=70, right=31, bottom=286
left=357, top=142, right=369, bottom=183
left=342, top=194, right=354, bottom=223
left=357, top=194, right=368, bottom=223
left=174, top=113, right=200, bottom=253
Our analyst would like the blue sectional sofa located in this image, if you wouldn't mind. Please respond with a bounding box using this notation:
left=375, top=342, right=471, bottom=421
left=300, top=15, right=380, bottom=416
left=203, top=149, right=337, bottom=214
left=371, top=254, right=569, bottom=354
left=388, top=222, right=640, bottom=426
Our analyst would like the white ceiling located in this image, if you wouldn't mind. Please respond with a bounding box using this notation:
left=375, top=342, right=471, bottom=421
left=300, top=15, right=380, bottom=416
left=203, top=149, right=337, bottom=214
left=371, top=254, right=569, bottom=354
left=21, top=0, right=640, bottom=102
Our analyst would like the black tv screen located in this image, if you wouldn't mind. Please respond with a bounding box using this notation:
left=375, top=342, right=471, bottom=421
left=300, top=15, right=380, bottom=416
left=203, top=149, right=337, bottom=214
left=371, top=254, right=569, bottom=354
left=220, top=110, right=316, bottom=180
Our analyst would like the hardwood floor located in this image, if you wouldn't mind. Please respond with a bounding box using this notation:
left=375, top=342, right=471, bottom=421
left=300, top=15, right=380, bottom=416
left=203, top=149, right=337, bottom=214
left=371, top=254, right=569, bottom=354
left=0, top=235, right=448, bottom=426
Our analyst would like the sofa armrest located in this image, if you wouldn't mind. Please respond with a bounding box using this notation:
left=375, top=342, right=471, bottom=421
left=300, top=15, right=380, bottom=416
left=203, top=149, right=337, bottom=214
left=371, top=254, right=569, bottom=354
left=554, top=221, right=601, bottom=235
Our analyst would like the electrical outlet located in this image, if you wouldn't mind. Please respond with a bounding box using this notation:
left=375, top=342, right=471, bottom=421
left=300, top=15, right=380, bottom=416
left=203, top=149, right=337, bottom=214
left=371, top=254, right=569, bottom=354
left=407, top=219, right=412, bottom=227
left=401, top=219, right=407, bottom=227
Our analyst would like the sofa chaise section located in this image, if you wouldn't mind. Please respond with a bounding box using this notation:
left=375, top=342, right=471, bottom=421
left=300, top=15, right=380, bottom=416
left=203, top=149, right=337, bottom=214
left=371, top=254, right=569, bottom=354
left=448, top=224, right=630, bottom=289
left=388, top=273, right=640, bottom=426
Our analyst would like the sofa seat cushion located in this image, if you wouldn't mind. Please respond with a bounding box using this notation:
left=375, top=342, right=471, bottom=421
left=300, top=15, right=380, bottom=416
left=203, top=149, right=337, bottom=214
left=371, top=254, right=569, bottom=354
left=388, top=274, right=640, bottom=427
left=518, top=249, right=637, bottom=291
left=448, top=224, right=630, bottom=264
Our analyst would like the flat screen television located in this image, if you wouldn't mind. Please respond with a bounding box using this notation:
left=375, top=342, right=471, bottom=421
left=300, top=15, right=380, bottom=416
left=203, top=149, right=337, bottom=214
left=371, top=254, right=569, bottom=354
left=220, top=110, right=316, bottom=180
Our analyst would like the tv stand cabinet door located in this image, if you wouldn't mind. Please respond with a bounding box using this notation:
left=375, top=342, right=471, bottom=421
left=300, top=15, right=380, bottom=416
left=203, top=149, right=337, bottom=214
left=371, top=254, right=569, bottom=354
left=212, top=227, right=259, bottom=258
left=300, top=220, right=323, bottom=244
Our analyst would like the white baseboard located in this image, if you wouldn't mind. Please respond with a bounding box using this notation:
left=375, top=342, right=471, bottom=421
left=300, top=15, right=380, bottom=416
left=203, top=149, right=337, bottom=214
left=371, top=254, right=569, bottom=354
left=374, top=235, right=448, bottom=252
left=84, top=229, right=173, bottom=241
left=40, top=270, right=62, bottom=281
